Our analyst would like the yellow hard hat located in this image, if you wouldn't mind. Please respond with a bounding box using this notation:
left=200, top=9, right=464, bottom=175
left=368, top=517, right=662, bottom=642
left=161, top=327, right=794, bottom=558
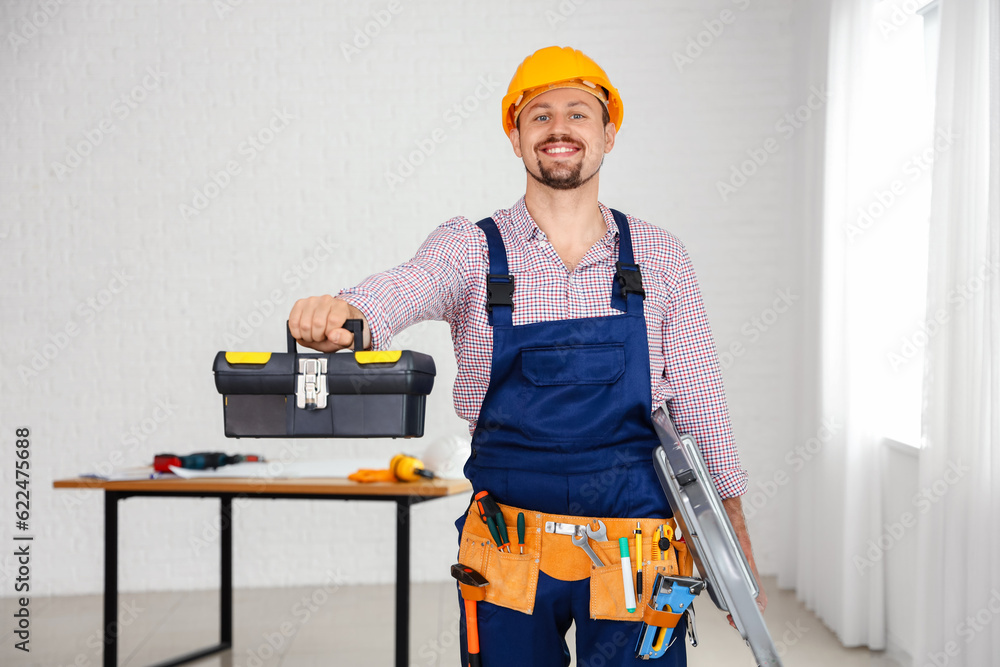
left=502, top=46, right=623, bottom=136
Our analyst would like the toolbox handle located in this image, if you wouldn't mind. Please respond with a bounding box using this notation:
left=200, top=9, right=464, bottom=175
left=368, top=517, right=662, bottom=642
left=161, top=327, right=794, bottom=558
left=286, top=319, right=365, bottom=354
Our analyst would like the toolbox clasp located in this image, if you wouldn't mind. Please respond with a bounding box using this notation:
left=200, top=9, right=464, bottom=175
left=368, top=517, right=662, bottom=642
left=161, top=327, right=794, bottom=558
left=296, top=357, right=328, bottom=410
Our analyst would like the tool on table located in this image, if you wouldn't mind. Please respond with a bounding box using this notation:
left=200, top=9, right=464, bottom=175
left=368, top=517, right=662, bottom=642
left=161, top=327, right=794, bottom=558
left=153, top=452, right=263, bottom=473
left=348, top=453, right=436, bottom=483
left=390, top=453, right=435, bottom=480
left=451, top=563, right=488, bottom=667
left=635, top=521, right=643, bottom=604
left=634, top=574, right=706, bottom=660
left=620, top=537, right=637, bottom=613
left=474, top=490, right=510, bottom=552
left=517, top=512, right=525, bottom=554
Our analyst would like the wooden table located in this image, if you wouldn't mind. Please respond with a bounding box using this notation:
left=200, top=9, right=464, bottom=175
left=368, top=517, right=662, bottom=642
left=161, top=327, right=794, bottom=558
left=54, top=476, right=472, bottom=667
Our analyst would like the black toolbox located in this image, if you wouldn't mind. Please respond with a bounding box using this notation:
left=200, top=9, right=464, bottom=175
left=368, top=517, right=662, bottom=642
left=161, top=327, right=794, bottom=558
left=213, top=321, right=436, bottom=438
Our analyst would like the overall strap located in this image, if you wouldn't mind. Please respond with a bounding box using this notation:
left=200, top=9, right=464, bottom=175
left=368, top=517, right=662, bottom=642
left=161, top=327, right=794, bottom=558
left=609, top=208, right=646, bottom=313
left=476, top=218, right=514, bottom=327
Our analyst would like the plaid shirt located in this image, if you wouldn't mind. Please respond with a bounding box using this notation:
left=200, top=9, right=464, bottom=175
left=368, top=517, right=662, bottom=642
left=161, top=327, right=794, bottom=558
left=338, top=197, right=748, bottom=498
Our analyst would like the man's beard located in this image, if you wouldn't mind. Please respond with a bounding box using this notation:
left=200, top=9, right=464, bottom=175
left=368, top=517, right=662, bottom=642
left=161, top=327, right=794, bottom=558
left=527, top=141, right=602, bottom=190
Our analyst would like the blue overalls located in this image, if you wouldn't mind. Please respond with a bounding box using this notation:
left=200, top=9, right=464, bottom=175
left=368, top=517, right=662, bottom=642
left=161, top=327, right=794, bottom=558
left=456, top=209, right=688, bottom=666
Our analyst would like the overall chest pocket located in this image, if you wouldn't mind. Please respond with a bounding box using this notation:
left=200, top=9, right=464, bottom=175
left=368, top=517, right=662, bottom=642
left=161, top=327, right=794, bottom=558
left=516, top=344, right=626, bottom=440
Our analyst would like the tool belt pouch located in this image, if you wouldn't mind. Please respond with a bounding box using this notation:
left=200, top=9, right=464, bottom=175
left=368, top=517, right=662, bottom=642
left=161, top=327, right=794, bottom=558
left=213, top=320, right=436, bottom=438
left=458, top=504, right=541, bottom=615
left=589, top=526, right=693, bottom=622
left=457, top=503, right=694, bottom=621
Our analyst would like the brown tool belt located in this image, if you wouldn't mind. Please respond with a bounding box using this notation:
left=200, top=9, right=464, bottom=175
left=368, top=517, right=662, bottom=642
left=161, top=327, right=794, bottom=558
left=457, top=501, right=694, bottom=620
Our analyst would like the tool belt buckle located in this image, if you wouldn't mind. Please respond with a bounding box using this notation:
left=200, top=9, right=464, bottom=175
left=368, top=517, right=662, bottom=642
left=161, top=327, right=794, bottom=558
left=635, top=575, right=706, bottom=660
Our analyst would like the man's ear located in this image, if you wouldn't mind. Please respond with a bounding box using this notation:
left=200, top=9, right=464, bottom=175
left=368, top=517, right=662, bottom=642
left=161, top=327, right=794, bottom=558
left=603, top=122, right=617, bottom=154
left=509, top=126, right=523, bottom=158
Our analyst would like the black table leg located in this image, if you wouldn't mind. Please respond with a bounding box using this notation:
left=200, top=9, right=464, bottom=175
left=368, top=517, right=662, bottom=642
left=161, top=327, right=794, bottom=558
left=221, top=496, right=233, bottom=647
left=104, top=491, right=120, bottom=667
left=146, top=496, right=233, bottom=667
left=395, top=498, right=411, bottom=667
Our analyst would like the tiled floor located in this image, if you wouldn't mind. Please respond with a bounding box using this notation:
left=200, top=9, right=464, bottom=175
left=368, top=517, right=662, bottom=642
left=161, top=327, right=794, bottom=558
left=1, top=576, right=900, bottom=666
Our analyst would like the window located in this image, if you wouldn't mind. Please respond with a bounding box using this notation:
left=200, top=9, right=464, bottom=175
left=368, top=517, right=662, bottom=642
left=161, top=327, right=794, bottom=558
left=853, top=0, right=939, bottom=446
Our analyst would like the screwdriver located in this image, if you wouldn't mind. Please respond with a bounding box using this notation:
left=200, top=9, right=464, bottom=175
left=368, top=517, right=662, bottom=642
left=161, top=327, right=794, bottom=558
left=475, top=490, right=510, bottom=552
left=485, top=515, right=504, bottom=551
left=517, top=512, right=525, bottom=554
left=495, top=510, right=511, bottom=553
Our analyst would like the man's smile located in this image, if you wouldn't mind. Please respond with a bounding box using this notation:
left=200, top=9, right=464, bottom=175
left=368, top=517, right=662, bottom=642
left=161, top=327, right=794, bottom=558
left=539, top=142, right=582, bottom=158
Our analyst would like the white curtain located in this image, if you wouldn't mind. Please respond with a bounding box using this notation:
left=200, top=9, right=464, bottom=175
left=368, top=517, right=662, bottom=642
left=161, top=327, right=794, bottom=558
left=913, top=0, right=1000, bottom=665
left=782, top=0, right=997, bottom=657
left=783, top=0, right=949, bottom=649
left=782, top=0, right=890, bottom=649
left=817, top=0, right=888, bottom=647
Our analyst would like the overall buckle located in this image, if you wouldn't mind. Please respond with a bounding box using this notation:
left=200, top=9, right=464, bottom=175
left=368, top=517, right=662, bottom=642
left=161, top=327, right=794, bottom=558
left=486, top=274, right=515, bottom=312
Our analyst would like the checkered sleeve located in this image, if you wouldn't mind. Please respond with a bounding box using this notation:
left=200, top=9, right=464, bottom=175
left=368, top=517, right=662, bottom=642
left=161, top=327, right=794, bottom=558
left=337, top=217, right=474, bottom=351
left=662, top=246, right=748, bottom=498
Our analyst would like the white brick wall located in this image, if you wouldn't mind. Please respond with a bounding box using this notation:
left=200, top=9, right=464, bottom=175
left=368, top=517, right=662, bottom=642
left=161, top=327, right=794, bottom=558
left=0, top=0, right=798, bottom=596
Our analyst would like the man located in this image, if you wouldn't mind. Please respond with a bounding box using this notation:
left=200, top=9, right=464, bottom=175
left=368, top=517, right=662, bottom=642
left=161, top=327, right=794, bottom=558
left=289, top=46, right=764, bottom=666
